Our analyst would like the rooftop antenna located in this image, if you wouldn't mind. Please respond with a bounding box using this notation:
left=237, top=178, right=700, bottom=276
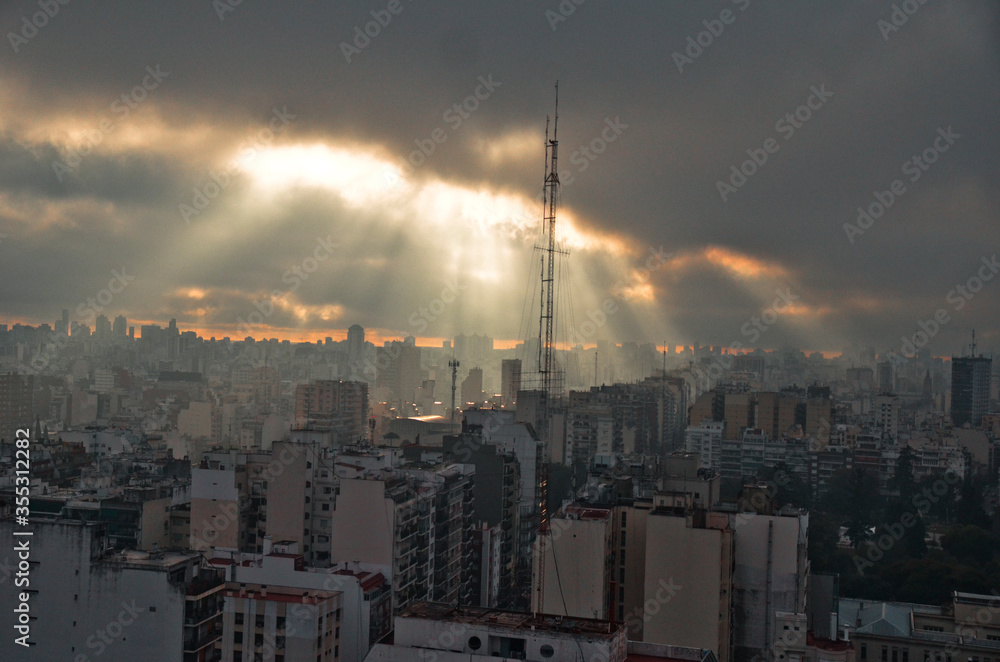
left=534, top=81, right=565, bottom=620
left=971, top=329, right=977, bottom=357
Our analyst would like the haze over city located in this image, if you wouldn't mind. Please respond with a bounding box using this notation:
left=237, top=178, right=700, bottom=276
left=2, top=3, right=1000, bottom=662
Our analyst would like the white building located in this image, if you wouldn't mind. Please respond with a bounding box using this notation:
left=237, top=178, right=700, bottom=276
left=366, top=603, right=628, bottom=662
left=0, top=519, right=225, bottom=661
left=685, top=420, right=724, bottom=470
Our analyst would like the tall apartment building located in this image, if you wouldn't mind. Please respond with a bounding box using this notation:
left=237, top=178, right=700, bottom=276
left=347, top=324, right=365, bottom=363
left=534, top=477, right=808, bottom=662
left=533, top=504, right=616, bottom=621
left=464, top=411, right=545, bottom=600
left=328, top=460, right=474, bottom=615
left=220, top=583, right=343, bottom=661
left=950, top=355, right=992, bottom=427
left=565, top=395, right=615, bottom=467
left=0, top=520, right=225, bottom=662
left=874, top=393, right=900, bottom=438
left=686, top=420, right=725, bottom=470
left=462, top=367, right=484, bottom=405
left=501, top=358, right=521, bottom=408
left=376, top=342, right=421, bottom=407
left=0, top=371, right=34, bottom=442
left=442, top=432, right=520, bottom=602
left=295, top=380, right=370, bottom=444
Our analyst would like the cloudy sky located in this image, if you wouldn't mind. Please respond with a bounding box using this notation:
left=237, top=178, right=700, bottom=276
left=1, top=0, right=997, bottom=356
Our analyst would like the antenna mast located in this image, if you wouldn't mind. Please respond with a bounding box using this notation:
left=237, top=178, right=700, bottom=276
left=534, top=81, right=565, bottom=619
left=449, top=358, right=460, bottom=424
left=539, top=81, right=562, bottom=407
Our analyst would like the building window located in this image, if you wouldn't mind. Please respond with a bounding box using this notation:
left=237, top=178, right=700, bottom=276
left=882, top=646, right=888, bottom=662
left=540, top=645, right=555, bottom=658
left=256, top=615, right=265, bottom=628
left=235, top=613, right=243, bottom=625
left=861, top=644, right=867, bottom=660
left=468, top=637, right=482, bottom=651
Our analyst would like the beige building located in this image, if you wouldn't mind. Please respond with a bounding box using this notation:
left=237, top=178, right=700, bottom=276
left=221, top=583, right=343, bottom=661
left=533, top=505, right=615, bottom=619
left=842, top=593, right=1000, bottom=662
left=643, top=509, right=734, bottom=659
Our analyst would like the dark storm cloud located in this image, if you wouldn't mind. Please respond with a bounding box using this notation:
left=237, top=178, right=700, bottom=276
left=0, top=0, right=997, bottom=353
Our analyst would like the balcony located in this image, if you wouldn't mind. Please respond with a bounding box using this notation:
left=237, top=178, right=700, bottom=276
left=183, top=625, right=222, bottom=654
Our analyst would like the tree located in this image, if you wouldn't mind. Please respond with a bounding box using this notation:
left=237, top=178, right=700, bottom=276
left=892, top=446, right=916, bottom=499
left=826, top=467, right=881, bottom=547
left=941, top=524, right=1000, bottom=566
left=955, top=475, right=991, bottom=528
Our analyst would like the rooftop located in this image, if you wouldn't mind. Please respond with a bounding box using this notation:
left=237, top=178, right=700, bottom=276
left=401, top=603, right=621, bottom=638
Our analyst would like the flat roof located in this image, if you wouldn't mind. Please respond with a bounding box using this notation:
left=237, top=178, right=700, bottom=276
left=401, top=603, right=620, bottom=638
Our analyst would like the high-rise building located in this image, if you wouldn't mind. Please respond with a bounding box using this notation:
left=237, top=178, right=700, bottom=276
left=0, top=372, right=34, bottom=442
left=347, top=324, right=365, bottom=362
left=500, top=358, right=521, bottom=408
left=877, top=360, right=895, bottom=394
left=376, top=342, right=421, bottom=406
left=295, top=380, right=370, bottom=444
left=95, top=314, right=112, bottom=340
left=951, top=355, right=992, bottom=427
left=0, top=520, right=225, bottom=661
left=461, top=367, right=484, bottom=405
left=55, top=308, right=69, bottom=336
left=113, top=314, right=127, bottom=338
